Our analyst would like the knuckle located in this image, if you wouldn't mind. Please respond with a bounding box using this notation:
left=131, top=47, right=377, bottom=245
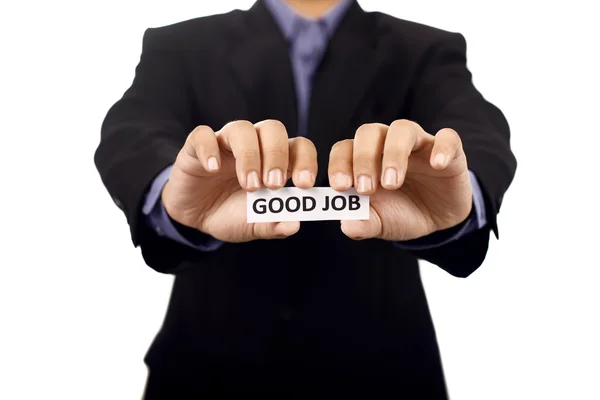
left=262, top=147, right=288, bottom=161
left=390, top=119, right=420, bottom=135
left=252, top=224, right=266, bottom=239
left=439, top=127, right=458, bottom=134
left=231, top=119, right=254, bottom=128
left=190, top=125, right=212, bottom=139
left=353, top=152, right=375, bottom=167
left=259, top=119, right=287, bottom=133
left=441, top=128, right=460, bottom=141
left=330, top=139, right=353, bottom=155
left=436, top=129, right=462, bottom=150
left=355, top=124, right=387, bottom=144
left=256, top=223, right=278, bottom=239
left=241, top=149, right=260, bottom=163
left=227, top=119, right=255, bottom=133
left=295, top=153, right=317, bottom=167
left=355, top=123, right=378, bottom=138
left=293, top=137, right=317, bottom=154
left=293, top=136, right=313, bottom=147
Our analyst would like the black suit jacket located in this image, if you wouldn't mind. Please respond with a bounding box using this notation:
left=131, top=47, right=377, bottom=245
left=95, top=1, right=516, bottom=398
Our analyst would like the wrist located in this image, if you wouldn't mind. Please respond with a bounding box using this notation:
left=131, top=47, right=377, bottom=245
left=400, top=200, right=476, bottom=246
left=160, top=179, right=178, bottom=223
left=161, top=179, right=218, bottom=239
left=433, top=180, right=473, bottom=232
left=160, top=181, right=211, bottom=241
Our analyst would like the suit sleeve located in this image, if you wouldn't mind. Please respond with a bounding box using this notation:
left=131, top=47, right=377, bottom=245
left=404, top=31, right=517, bottom=277
left=94, top=28, right=216, bottom=273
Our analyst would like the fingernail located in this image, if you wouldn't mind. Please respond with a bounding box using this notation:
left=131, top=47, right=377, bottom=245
left=434, top=153, right=447, bottom=167
left=207, top=156, right=219, bottom=171
left=268, top=169, right=283, bottom=186
left=333, top=172, right=351, bottom=188
left=383, top=168, right=397, bottom=187
left=357, top=175, right=372, bottom=193
left=247, top=171, right=260, bottom=189
left=298, top=169, right=314, bottom=185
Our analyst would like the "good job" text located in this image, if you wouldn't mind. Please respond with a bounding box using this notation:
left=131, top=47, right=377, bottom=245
left=252, top=195, right=361, bottom=214
left=246, top=187, right=369, bottom=223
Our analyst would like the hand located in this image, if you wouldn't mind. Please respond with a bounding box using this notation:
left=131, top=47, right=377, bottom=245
left=162, top=120, right=318, bottom=242
left=328, top=120, right=473, bottom=241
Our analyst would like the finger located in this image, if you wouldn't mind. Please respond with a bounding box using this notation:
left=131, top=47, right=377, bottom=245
left=255, top=120, right=289, bottom=189
left=289, top=137, right=317, bottom=188
left=328, top=139, right=354, bottom=191
left=253, top=221, right=300, bottom=239
left=340, top=207, right=382, bottom=240
left=218, top=120, right=261, bottom=191
left=353, top=123, right=387, bottom=195
left=183, top=125, right=220, bottom=175
left=381, top=120, right=432, bottom=189
left=430, top=128, right=463, bottom=170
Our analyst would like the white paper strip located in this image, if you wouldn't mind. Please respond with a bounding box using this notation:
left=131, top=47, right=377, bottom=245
left=246, top=187, right=369, bottom=223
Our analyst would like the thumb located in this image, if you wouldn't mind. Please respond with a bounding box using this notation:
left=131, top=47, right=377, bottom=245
left=252, top=221, right=300, bottom=240
left=340, top=208, right=381, bottom=240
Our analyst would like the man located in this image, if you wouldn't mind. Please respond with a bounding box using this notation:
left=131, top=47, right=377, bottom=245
left=94, top=0, right=516, bottom=398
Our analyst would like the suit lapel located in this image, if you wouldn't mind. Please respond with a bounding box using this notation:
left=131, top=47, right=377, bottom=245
left=307, top=1, right=383, bottom=185
left=228, top=1, right=298, bottom=137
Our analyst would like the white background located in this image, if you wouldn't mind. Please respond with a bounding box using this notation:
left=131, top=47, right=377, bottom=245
left=1, top=0, right=599, bottom=399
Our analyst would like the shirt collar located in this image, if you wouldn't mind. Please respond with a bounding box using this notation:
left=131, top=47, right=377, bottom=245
left=263, top=0, right=353, bottom=40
